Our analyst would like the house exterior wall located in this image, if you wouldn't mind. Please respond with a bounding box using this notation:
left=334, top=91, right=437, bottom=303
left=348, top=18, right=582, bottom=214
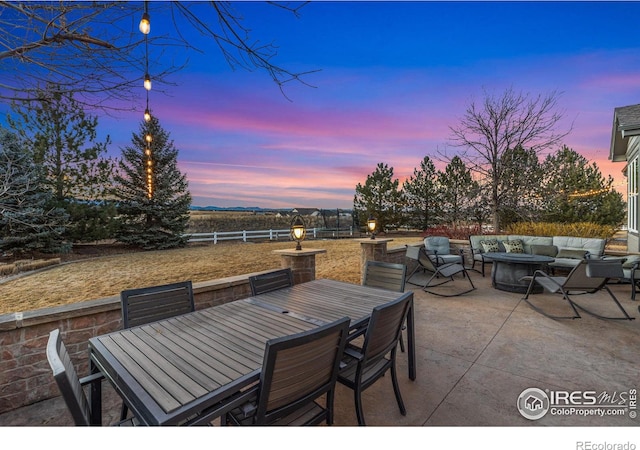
left=627, top=137, right=640, bottom=252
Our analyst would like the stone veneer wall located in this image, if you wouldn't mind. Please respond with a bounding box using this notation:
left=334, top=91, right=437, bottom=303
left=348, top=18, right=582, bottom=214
left=0, top=270, right=282, bottom=415
left=0, top=243, right=414, bottom=416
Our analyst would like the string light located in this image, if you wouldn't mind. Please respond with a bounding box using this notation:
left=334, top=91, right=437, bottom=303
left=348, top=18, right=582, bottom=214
left=139, top=12, right=150, bottom=35
left=143, top=73, right=152, bottom=91
left=140, top=0, right=153, bottom=199
left=568, top=188, right=611, bottom=198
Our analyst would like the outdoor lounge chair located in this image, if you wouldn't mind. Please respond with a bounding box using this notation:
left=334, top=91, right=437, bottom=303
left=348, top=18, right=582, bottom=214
left=405, top=245, right=475, bottom=297
left=424, top=236, right=464, bottom=265
left=337, top=295, right=410, bottom=426
left=224, top=317, right=350, bottom=426
left=363, top=260, right=407, bottom=352
left=119, top=280, right=195, bottom=419
left=521, top=259, right=635, bottom=320
left=249, top=268, right=294, bottom=295
left=46, top=328, right=137, bottom=426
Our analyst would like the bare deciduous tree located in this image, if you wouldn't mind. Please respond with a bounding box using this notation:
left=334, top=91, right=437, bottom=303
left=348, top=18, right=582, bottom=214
left=0, top=1, right=316, bottom=110
left=449, top=87, right=571, bottom=231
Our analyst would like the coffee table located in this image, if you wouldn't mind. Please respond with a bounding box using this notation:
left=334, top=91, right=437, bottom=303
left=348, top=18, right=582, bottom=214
left=483, top=252, right=555, bottom=293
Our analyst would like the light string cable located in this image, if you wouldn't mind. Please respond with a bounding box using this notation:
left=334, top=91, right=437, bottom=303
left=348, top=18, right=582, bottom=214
left=140, top=0, right=153, bottom=198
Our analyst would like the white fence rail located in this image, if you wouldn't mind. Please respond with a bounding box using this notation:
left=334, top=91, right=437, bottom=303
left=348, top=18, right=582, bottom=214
left=186, top=227, right=355, bottom=244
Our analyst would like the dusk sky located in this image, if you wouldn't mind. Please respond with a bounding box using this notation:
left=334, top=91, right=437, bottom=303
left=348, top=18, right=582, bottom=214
left=12, top=1, right=640, bottom=209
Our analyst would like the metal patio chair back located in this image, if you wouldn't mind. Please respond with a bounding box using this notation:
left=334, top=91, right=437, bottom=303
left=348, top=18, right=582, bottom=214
left=225, top=317, right=350, bottom=426
left=121, top=280, right=195, bottom=329
left=249, top=268, right=294, bottom=296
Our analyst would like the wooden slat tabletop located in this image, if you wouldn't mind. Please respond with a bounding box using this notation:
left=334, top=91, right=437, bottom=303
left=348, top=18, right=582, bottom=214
left=89, top=300, right=316, bottom=425
left=248, top=278, right=411, bottom=329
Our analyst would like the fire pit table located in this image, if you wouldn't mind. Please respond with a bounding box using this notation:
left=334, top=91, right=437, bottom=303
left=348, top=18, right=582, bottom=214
left=483, top=252, right=555, bottom=294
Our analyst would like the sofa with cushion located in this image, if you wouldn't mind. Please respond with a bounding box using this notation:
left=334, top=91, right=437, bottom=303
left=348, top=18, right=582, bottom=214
left=469, top=234, right=607, bottom=277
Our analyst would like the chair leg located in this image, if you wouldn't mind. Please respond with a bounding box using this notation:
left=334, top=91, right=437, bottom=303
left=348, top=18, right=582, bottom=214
left=354, top=386, right=366, bottom=426
left=570, top=287, right=635, bottom=321
left=399, top=332, right=405, bottom=353
left=390, top=359, right=406, bottom=416
left=120, top=404, right=128, bottom=421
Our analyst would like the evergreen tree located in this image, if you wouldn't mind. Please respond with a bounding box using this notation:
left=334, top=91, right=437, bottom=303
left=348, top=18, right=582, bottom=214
left=0, top=128, right=68, bottom=254
left=353, top=163, right=403, bottom=233
left=402, top=156, right=440, bottom=230
left=541, top=146, right=625, bottom=226
left=496, top=145, right=544, bottom=226
left=9, top=84, right=117, bottom=242
left=113, top=116, right=192, bottom=250
left=438, top=156, right=479, bottom=226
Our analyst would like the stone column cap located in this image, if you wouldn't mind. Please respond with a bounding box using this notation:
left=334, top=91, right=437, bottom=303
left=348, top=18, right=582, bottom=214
left=356, top=238, right=393, bottom=244
left=272, top=248, right=327, bottom=256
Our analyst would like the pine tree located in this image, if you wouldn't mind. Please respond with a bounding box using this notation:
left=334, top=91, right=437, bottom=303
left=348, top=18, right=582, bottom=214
left=353, top=163, right=404, bottom=233
left=0, top=128, right=68, bottom=254
left=9, top=84, right=117, bottom=242
left=438, top=156, right=480, bottom=226
left=402, top=156, right=440, bottom=230
left=113, top=116, right=192, bottom=250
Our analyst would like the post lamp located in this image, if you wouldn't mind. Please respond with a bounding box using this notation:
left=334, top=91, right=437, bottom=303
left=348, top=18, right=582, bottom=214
left=367, top=215, right=377, bottom=239
left=290, top=215, right=306, bottom=250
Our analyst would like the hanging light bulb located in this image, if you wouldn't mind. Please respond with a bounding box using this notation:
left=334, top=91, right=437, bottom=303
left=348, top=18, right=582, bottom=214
left=139, top=12, right=150, bottom=34
left=144, top=108, right=151, bottom=122
left=145, top=134, right=152, bottom=143
left=144, top=73, right=152, bottom=91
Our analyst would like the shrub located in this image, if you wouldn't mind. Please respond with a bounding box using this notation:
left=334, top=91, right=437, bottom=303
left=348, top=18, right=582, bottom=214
left=505, top=222, right=618, bottom=239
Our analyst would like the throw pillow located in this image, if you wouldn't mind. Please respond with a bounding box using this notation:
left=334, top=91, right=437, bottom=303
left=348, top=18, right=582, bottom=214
left=556, top=248, right=588, bottom=260
left=480, top=239, right=500, bottom=253
left=531, top=244, right=558, bottom=257
left=502, top=239, right=524, bottom=254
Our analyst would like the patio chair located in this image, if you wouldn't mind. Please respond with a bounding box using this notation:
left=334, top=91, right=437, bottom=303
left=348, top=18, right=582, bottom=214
left=521, top=259, right=635, bottom=320
left=249, top=268, right=294, bottom=295
left=363, top=260, right=407, bottom=352
left=424, top=236, right=464, bottom=266
left=405, top=245, right=475, bottom=297
left=120, top=280, right=195, bottom=329
left=46, top=328, right=137, bottom=426
left=337, top=295, right=411, bottom=426
left=120, top=280, right=195, bottom=419
left=224, top=317, right=350, bottom=426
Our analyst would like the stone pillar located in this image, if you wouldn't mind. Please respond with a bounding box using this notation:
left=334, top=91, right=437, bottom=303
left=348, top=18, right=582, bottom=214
left=358, top=238, right=393, bottom=284
left=272, top=248, right=327, bottom=285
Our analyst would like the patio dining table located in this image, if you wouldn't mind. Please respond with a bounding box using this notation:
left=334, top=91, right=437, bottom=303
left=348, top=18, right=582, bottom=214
left=87, top=278, right=415, bottom=426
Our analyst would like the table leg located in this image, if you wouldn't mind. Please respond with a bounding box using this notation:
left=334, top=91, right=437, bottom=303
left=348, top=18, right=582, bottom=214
left=407, top=296, right=416, bottom=380
left=89, top=359, right=102, bottom=426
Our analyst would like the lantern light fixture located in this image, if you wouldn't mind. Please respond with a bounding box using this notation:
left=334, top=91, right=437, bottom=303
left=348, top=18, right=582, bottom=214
left=367, top=215, right=377, bottom=240
left=290, top=215, right=306, bottom=251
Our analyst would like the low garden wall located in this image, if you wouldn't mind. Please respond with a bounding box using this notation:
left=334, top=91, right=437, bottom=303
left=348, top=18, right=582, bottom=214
left=0, top=242, right=412, bottom=416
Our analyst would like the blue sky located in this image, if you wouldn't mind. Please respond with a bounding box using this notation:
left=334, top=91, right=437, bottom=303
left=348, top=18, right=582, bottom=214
left=9, top=1, right=640, bottom=208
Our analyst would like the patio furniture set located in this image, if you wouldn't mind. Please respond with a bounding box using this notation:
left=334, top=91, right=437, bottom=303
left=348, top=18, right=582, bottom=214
left=47, top=266, right=415, bottom=427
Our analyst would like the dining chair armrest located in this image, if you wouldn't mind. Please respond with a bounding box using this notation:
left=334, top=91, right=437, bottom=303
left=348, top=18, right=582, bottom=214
left=79, top=372, right=105, bottom=387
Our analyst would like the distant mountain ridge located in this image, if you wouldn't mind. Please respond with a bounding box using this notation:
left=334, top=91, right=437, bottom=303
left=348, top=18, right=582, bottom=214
left=190, top=205, right=280, bottom=212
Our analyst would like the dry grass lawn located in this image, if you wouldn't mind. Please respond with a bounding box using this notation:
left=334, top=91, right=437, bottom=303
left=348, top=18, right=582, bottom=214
left=0, top=237, right=422, bottom=315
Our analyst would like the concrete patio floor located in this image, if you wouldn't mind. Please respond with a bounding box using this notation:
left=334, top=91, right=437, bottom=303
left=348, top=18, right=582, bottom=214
left=1, top=268, right=638, bottom=432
